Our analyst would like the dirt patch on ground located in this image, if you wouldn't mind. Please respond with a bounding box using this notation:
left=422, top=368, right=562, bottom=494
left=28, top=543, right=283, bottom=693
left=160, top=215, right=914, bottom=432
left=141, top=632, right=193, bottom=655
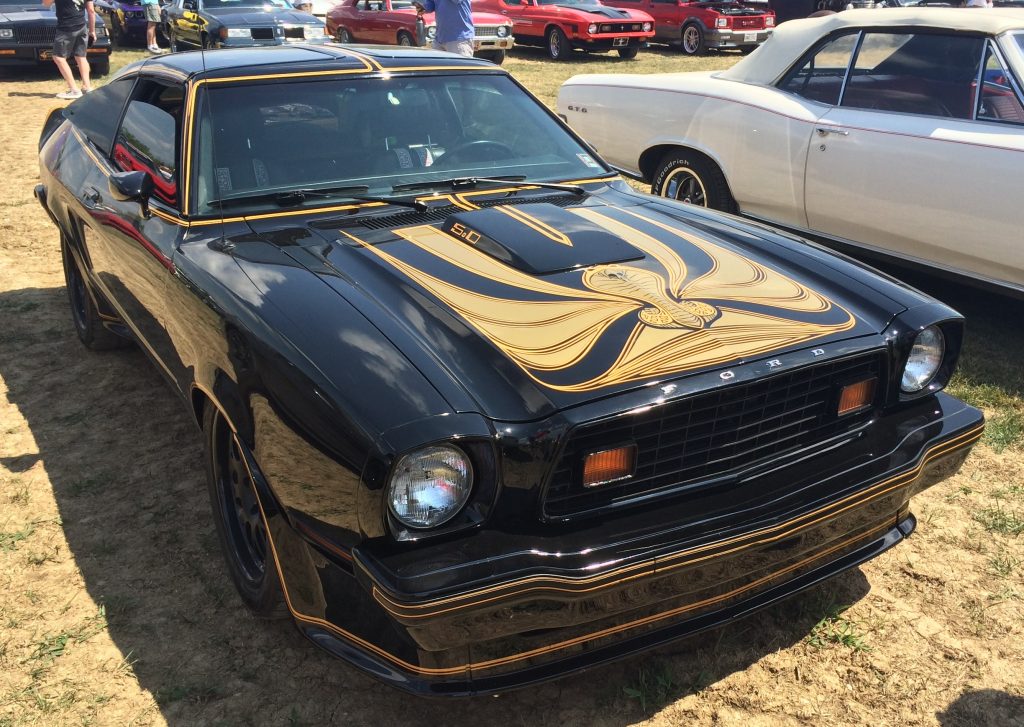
left=0, top=57, right=1022, bottom=727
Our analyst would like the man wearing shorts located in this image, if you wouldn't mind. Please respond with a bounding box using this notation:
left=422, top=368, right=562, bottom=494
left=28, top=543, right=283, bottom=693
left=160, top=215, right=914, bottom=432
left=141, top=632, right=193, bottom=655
left=413, top=0, right=473, bottom=57
left=42, top=0, right=95, bottom=99
left=142, top=0, right=162, bottom=53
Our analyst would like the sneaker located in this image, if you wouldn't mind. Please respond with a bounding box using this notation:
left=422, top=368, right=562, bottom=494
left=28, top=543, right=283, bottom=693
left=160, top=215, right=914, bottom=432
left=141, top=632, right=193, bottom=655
left=82, top=87, right=93, bottom=94
left=147, top=45, right=162, bottom=53
left=55, top=89, right=83, bottom=100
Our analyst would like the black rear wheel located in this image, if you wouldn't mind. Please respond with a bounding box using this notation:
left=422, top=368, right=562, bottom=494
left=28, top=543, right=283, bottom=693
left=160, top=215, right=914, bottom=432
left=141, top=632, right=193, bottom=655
left=652, top=150, right=736, bottom=213
left=337, top=27, right=352, bottom=43
left=205, top=406, right=287, bottom=618
left=61, top=235, right=128, bottom=350
left=397, top=30, right=414, bottom=46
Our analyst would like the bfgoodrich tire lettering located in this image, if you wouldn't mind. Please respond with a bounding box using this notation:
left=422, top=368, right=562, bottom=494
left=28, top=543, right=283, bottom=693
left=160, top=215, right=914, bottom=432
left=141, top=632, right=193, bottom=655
left=652, top=150, right=736, bottom=213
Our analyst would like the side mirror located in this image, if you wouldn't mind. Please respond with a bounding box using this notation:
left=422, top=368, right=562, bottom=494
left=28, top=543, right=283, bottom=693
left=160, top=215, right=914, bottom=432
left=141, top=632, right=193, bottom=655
left=108, top=170, right=154, bottom=215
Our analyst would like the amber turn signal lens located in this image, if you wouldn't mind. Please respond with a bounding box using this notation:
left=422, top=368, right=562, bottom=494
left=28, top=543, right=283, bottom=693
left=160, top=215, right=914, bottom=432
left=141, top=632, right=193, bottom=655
left=838, top=378, right=876, bottom=416
left=582, top=445, right=636, bottom=488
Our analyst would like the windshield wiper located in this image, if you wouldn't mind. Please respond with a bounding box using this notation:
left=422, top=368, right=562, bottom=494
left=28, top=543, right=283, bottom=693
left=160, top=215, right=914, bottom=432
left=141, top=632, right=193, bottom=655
left=391, top=176, right=589, bottom=196
left=208, top=185, right=371, bottom=209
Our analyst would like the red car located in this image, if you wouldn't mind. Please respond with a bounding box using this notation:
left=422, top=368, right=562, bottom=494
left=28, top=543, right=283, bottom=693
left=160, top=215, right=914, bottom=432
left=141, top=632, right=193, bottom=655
left=473, top=0, right=654, bottom=60
left=603, top=0, right=773, bottom=55
left=327, top=0, right=515, bottom=63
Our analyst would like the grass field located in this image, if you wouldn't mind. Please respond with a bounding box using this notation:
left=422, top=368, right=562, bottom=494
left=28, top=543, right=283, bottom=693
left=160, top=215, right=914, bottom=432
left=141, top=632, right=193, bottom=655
left=0, top=44, right=1022, bottom=727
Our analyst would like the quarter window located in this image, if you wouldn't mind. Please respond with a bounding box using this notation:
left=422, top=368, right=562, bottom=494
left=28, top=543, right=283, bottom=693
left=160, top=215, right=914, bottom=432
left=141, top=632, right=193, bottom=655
left=977, top=42, right=1024, bottom=124
left=778, top=33, right=858, bottom=106
left=64, top=76, right=135, bottom=155
left=841, top=32, right=984, bottom=119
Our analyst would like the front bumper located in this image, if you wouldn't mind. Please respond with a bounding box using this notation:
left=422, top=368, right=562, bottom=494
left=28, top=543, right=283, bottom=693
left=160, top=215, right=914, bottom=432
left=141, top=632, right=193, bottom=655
left=471, top=36, right=513, bottom=52
left=0, top=43, right=111, bottom=64
left=705, top=27, right=771, bottom=49
left=571, top=33, right=651, bottom=52
left=258, top=392, right=982, bottom=695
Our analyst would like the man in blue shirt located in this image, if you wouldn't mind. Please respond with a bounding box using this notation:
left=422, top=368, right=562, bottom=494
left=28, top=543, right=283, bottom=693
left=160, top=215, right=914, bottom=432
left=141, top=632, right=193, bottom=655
left=414, top=0, right=473, bottom=57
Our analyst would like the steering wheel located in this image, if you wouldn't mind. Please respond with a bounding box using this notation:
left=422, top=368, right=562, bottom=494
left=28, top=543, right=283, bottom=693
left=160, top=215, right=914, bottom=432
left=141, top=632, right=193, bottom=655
left=439, top=140, right=516, bottom=166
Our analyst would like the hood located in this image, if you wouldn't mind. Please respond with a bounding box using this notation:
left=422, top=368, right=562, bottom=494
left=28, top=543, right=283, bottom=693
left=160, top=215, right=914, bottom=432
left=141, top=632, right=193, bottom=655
left=0, top=7, right=56, bottom=21
left=216, top=7, right=318, bottom=22
left=552, top=3, right=632, bottom=17
left=247, top=194, right=901, bottom=422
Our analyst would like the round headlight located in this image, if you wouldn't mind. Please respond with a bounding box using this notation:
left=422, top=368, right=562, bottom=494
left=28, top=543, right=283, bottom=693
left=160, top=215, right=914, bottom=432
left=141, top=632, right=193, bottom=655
left=496, top=24, right=509, bottom=37
left=642, top=21, right=652, bottom=31
left=425, top=24, right=436, bottom=39
left=901, top=325, right=944, bottom=393
left=588, top=23, right=597, bottom=34
left=388, top=445, right=473, bottom=529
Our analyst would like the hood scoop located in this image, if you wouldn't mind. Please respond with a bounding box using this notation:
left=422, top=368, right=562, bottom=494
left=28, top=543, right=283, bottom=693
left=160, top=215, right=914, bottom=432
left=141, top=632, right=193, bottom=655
left=440, top=203, right=643, bottom=275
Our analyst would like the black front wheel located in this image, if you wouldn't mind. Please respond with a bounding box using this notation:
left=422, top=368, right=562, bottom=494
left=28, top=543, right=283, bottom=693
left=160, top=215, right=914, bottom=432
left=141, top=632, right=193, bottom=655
left=397, top=30, right=414, bottom=46
left=652, top=150, right=736, bottom=213
left=477, top=49, right=505, bottom=64
left=204, top=405, right=287, bottom=618
left=60, top=235, right=128, bottom=350
left=617, top=45, right=639, bottom=60
left=336, top=27, right=352, bottom=43
left=90, top=56, right=110, bottom=76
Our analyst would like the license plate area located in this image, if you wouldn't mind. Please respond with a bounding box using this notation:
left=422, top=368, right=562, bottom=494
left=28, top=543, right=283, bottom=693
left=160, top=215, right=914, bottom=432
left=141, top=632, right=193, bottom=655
left=612, top=37, right=627, bottom=47
left=743, top=32, right=757, bottom=42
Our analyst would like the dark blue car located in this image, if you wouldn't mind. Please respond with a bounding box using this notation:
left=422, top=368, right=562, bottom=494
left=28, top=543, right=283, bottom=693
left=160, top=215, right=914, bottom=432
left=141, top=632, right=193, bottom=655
left=0, top=0, right=112, bottom=72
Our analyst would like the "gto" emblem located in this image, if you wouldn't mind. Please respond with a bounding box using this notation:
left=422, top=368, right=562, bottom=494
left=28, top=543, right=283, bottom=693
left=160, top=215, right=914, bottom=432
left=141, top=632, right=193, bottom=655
left=720, top=371, right=735, bottom=381
left=767, top=359, right=782, bottom=369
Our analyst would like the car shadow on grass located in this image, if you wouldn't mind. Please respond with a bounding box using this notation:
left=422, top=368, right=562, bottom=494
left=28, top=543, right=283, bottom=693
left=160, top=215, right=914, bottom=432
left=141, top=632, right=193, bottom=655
left=0, top=283, right=919, bottom=725
left=937, top=689, right=1024, bottom=726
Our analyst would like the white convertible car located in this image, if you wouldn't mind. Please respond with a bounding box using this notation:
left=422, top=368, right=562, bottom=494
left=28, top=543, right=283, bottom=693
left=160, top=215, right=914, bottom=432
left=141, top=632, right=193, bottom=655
left=558, top=9, right=1024, bottom=295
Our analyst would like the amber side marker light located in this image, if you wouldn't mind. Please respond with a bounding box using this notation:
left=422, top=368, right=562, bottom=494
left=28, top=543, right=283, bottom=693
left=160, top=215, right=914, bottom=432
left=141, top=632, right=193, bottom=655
left=582, top=445, right=637, bottom=488
left=838, top=378, right=877, bottom=416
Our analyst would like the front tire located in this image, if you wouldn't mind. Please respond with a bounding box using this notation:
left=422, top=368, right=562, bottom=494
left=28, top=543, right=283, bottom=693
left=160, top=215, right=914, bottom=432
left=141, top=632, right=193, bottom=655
left=336, top=27, right=352, bottom=43
left=546, top=26, right=568, bottom=60
left=204, top=405, right=287, bottom=619
left=680, top=23, right=705, bottom=56
left=652, top=150, right=736, bottom=213
left=397, top=30, right=414, bottom=46
left=90, top=56, right=110, bottom=76
left=60, top=235, right=128, bottom=350
left=617, top=45, right=639, bottom=59
left=477, top=49, right=505, bottom=64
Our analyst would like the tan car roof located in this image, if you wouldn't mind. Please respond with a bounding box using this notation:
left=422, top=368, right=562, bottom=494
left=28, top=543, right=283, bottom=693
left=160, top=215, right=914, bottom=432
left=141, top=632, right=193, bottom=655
left=720, top=8, right=1024, bottom=84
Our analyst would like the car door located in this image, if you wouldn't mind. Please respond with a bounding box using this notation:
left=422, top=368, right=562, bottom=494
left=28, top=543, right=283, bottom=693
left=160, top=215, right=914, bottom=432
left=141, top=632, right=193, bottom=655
left=495, top=0, right=537, bottom=41
left=83, top=77, right=191, bottom=383
left=357, top=0, right=388, bottom=42
left=178, top=0, right=204, bottom=45
left=803, top=30, right=1024, bottom=288
left=646, top=0, right=679, bottom=42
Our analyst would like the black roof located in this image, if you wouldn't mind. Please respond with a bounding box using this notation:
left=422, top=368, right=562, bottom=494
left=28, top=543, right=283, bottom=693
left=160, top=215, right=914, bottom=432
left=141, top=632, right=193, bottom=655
left=125, top=44, right=497, bottom=82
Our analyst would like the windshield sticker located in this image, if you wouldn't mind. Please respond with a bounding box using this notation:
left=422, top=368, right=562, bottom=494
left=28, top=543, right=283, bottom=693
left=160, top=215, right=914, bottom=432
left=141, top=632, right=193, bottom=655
left=577, top=153, right=600, bottom=168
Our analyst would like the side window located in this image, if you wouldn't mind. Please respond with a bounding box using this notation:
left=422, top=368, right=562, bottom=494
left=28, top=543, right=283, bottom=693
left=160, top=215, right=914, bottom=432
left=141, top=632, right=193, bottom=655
left=113, top=81, right=183, bottom=208
left=64, top=76, right=135, bottom=155
left=778, top=33, right=857, bottom=106
left=841, top=32, right=984, bottom=119
left=977, top=42, right=1024, bottom=124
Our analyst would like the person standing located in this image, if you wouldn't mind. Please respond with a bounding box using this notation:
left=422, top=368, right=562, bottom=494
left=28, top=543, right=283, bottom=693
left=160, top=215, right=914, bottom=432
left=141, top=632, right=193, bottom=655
left=413, top=0, right=473, bottom=57
left=42, top=0, right=95, bottom=99
left=142, top=0, right=163, bottom=53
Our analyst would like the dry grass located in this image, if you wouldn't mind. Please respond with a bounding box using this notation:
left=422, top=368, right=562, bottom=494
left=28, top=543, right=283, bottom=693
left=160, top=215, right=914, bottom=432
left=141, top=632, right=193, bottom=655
left=0, top=45, right=1022, bottom=727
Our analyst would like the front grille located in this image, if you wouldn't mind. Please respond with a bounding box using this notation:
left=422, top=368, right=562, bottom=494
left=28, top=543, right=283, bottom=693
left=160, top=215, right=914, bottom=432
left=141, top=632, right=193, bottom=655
left=343, top=194, right=581, bottom=231
left=597, top=23, right=642, bottom=33
left=734, top=18, right=764, bottom=29
left=475, top=25, right=499, bottom=37
left=16, top=26, right=57, bottom=44
left=283, top=26, right=304, bottom=39
left=126, top=10, right=145, bottom=19
left=543, top=351, right=886, bottom=518
left=250, top=27, right=274, bottom=40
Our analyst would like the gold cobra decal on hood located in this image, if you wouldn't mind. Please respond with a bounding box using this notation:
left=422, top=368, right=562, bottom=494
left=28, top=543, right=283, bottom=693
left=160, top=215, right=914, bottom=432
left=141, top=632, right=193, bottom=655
left=360, top=206, right=857, bottom=392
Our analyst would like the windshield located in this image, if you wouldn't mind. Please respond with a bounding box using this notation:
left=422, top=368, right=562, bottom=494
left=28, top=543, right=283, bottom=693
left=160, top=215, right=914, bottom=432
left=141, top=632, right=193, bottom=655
left=203, top=0, right=292, bottom=9
left=196, top=74, right=609, bottom=215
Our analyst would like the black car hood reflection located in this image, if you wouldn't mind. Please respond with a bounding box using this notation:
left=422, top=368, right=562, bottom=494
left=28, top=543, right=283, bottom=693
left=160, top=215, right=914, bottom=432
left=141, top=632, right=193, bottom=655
left=212, top=7, right=318, bottom=23
left=245, top=194, right=902, bottom=421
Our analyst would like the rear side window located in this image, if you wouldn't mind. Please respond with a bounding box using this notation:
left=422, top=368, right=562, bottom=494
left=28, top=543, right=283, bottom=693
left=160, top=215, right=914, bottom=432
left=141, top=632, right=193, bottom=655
left=778, top=33, right=858, bottom=106
left=841, top=32, right=984, bottom=119
left=64, top=76, right=135, bottom=155
left=113, top=82, right=183, bottom=208
left=978, top=42, right=1024, bottom=124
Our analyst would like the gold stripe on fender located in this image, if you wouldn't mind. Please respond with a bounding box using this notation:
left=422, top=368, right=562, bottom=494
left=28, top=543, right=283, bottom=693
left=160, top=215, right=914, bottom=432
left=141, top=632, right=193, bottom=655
left=368, top=425, right=983, bottom=620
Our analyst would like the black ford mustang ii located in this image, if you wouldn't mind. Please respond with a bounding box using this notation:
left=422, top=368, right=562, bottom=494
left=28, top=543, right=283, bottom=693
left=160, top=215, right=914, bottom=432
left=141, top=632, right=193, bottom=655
left=35, top=45, right=984, bottom=695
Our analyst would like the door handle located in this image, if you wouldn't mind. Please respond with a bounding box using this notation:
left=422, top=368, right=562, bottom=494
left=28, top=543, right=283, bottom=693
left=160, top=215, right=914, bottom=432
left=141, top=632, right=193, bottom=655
left=82, top=187, right=102, bottom=204
left=816, top=127, right=849, bottom=137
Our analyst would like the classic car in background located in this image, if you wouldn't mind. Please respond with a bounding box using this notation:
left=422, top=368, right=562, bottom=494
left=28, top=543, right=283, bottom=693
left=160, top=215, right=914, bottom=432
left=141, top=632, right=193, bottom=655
left=604, top=0, right=774, bottom=55
left=162, top=0, right=327, bottom=49
left=559, top=9, right=1024, bottom=296
left=473, top=0, right=654, bottom=59
left=95, top=0, right=150, bottom=45
left=326, top=0, right=513, bottom=63
left=0, top=0, right=111, bottom=73
left=36, top=44, right=984, bottom=693
left=290, top=0, right=335, bottom=19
